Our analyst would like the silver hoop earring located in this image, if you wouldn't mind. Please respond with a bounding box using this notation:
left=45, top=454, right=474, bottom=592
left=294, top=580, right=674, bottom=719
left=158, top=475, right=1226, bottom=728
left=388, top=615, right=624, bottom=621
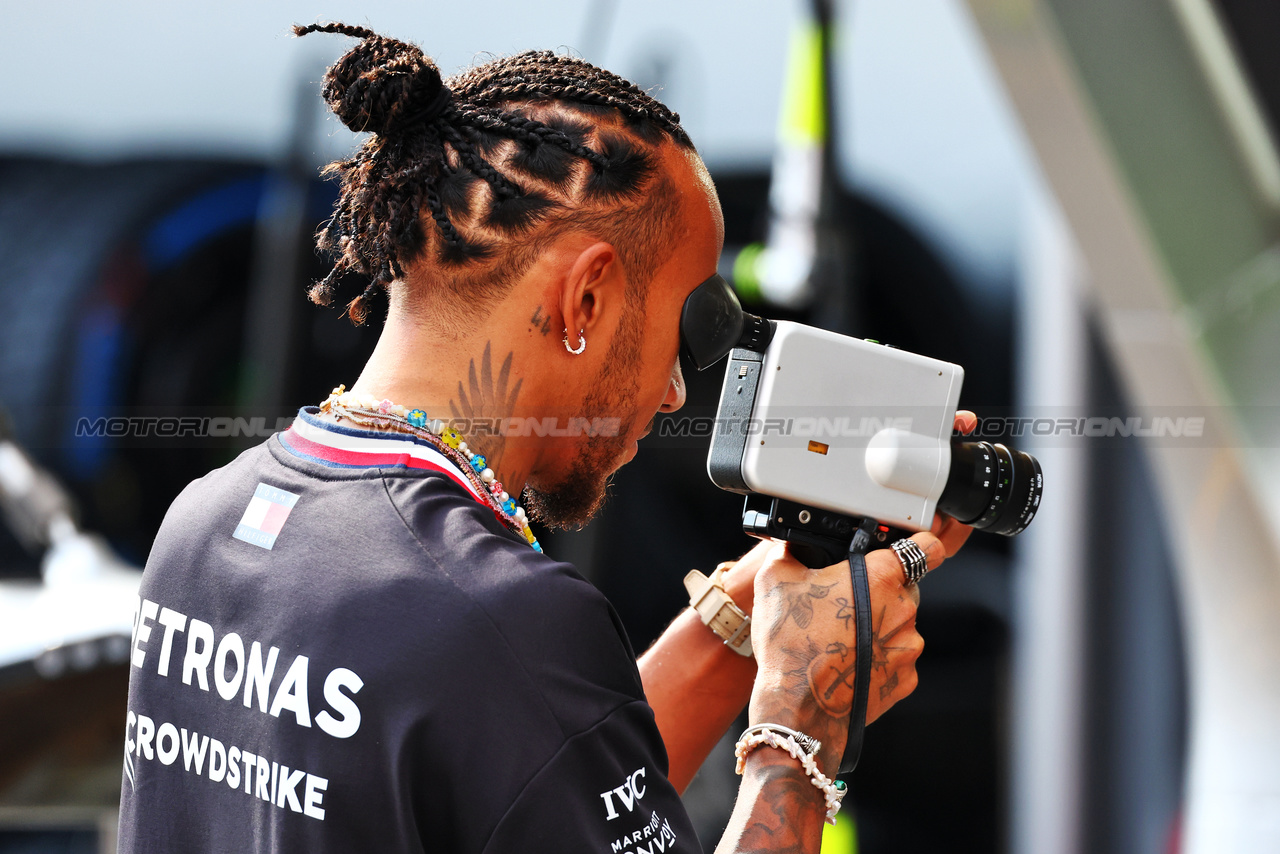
left=563, top=329, right=586, bottom=355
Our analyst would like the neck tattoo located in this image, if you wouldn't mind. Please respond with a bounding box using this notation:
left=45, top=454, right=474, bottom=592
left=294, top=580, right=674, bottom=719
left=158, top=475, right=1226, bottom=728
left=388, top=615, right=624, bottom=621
left=321, top=385, right=543, bottom=553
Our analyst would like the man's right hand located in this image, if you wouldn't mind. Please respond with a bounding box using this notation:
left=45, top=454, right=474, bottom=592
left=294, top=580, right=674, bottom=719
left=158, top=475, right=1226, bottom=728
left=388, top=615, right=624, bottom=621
left=748, top=528, right=960, bottom=771
left=745, top=541, right=897, bottom=770
left=717, top=532, right=957, bottom=852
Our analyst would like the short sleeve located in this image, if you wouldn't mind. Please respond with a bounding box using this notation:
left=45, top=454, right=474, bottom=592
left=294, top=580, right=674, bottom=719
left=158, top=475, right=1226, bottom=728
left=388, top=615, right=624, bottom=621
left=482, top=701, right=701, bottom=853
left=380, top=472, right=699, bottom=852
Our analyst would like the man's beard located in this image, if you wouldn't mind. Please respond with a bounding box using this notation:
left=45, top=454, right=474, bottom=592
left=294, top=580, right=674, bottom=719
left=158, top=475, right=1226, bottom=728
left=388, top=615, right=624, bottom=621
left=520, top=428, right=629, bottom=530
left=521, top=322, right=643, bottom=530
left=521, top=389, right=637, bottom=530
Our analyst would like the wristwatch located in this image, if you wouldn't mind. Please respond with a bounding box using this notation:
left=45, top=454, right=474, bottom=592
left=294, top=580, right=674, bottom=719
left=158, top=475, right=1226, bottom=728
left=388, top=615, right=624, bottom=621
left=683, top=566, right=753, bottom=657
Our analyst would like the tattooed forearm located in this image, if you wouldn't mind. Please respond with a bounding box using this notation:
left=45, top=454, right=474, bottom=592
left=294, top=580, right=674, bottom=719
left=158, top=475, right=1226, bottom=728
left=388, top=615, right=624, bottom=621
left=716, top=762, right=824, bottom=854
left=729, top=549, right=926, bottom=852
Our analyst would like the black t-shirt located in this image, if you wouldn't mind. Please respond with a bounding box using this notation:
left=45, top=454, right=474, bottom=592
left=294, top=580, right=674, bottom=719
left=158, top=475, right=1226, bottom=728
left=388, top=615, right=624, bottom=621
left=117, top=408, right=699, bottom=853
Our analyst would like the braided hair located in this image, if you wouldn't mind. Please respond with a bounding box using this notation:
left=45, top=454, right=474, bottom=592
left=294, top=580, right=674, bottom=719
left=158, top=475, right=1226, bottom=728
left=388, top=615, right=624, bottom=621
left=294, top=22, right=694, bottom=325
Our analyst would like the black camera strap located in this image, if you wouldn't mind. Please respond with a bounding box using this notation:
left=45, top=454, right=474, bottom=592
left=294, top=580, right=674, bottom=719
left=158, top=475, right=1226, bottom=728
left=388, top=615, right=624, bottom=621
left=838, top=518, right=878, bottom=775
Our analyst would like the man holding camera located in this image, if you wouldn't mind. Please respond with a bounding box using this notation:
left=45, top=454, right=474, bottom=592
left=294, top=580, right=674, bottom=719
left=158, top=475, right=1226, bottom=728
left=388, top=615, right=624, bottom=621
left=118, top=24, right=973, bottom=854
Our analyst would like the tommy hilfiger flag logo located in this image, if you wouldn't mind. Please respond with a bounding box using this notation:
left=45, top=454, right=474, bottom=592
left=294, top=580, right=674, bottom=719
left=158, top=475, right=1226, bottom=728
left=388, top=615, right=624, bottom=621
left=233, top=483, right=300, bottom=550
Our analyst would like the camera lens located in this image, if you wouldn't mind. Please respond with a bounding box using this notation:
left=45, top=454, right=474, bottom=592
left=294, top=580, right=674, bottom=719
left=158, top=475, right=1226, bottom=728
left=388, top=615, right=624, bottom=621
left=936, top=441, right=1043, bottom=536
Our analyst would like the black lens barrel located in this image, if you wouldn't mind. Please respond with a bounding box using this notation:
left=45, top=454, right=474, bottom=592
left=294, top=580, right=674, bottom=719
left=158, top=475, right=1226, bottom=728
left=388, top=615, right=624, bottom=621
left=936, top=441, right=1043, bottom=536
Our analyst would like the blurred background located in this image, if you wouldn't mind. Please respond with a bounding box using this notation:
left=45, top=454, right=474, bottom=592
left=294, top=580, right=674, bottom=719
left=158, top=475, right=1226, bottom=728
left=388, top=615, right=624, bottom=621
left=2, top=0, right=1279, bottom=852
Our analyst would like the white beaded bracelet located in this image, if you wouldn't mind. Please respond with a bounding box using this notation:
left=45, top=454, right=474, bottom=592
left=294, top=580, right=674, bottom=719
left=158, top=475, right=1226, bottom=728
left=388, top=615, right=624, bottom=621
left=733, top=726, right=848, bottom=825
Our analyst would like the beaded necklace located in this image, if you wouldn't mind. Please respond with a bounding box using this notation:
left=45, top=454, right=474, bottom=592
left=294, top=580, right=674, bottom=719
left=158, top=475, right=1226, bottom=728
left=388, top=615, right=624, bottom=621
left=320, top=385, right=543, bottom=553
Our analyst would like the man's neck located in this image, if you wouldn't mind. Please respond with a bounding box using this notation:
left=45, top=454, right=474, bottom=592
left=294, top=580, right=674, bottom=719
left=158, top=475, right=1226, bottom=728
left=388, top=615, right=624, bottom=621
left=342, top=312, right=540, bottom=496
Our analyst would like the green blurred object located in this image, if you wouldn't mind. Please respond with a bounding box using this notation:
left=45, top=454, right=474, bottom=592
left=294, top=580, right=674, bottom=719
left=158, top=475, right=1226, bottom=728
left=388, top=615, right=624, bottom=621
left=820, top=810, right=858, bottom=854
left=732, top=242, right=766, bottom=304
left=779, top=20, right=828, bottom=146
left=741, top=0, right=838, bottom=310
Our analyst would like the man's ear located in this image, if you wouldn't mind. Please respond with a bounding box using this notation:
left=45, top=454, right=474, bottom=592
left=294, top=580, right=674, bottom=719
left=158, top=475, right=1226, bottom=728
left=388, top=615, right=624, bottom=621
left=559, top=241, right=622, bottom=342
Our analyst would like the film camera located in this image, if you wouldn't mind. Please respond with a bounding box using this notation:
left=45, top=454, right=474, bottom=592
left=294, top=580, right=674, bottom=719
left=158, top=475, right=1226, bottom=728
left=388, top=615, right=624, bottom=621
left=681, top=274, right=1043, bottom=569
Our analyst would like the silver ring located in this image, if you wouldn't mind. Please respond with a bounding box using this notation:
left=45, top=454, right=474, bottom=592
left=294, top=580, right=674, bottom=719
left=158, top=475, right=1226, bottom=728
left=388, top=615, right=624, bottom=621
left=890, top=538, right=929, bottom=586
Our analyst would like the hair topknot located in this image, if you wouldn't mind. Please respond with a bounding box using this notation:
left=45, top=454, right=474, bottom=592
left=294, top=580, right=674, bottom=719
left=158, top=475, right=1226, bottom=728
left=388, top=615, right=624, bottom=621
left=294, top=21, right=694, bottom=325
left=294, top=22, right=448, bottom=137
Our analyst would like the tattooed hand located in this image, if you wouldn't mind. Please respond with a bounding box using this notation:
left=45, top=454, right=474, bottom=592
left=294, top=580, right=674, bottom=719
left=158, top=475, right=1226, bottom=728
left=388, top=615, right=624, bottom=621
left=717, top=413, right=978, bottom=853
left=717, top=529, right=964, bottom=854
left=750, top=522, right=967, bottom=758
left=746, top=545, right=860, bottom=775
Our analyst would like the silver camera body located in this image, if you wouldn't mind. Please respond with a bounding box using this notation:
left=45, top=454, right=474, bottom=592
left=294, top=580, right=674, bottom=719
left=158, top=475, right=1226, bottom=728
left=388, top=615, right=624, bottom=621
left=707, top=320, right=963, bottom=532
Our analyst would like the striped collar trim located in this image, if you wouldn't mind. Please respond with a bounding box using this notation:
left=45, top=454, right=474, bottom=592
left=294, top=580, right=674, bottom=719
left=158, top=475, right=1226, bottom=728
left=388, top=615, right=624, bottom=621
left=281, top=407, right=485, bottom=504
